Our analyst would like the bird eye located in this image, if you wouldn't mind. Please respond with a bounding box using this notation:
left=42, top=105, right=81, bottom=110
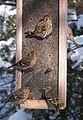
left=45, top=18, right=48, bottom=21
left=37, top=27, right=41, bottom=32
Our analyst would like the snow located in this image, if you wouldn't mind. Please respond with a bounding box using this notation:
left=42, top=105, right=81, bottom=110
left=0, top=5, right=16, bottom=17
left=76, top=14, right=83, bottom=30
left=8, top=109, right=32, bottom=120
left=68, top=14, right=83, bottom=30
left=68, top=35, right=83, bottom=69
left=0, top=38, right=16, bottom=68
left=67, top=9, right=83, bottom=69
left=67, top=8, right=77, bottom=21
left=0, top=58, right=10, bottom=67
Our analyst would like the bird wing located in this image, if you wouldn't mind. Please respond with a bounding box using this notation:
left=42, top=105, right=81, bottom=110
left=1, top=87, right=30, bottom=103
left=35, top=21, right=47, bottom=33
left=17, top=58, right=31, bottom=68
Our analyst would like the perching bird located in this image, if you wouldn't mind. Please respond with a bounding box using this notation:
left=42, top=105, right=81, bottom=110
left=41, top=86, right=59, bottom=114
left=25, top=14, right=52, bottom=39
left=7, top=50, right=37, bottom=71
left=46, top=97, right=59, bottom=114
left=1, top=86, right=31, bottom=104
left=67, top=25, right=80, bottom=48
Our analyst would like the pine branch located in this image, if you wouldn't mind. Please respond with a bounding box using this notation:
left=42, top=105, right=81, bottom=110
left=0, top=2, right=16, bottom=6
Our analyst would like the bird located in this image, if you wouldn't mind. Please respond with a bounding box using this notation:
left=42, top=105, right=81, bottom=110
left=46, top=97, right=59, bottom=114
left=24, top=14, right=52, bottom=39
left=7, top=50, right=37, bottom=71
left=67, top=25, right=80, bottom=48
left=41, top=85, right=59, bottom=114
left=1, top=86, right=31, bottom=105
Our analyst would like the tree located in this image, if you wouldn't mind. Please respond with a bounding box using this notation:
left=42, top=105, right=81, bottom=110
left=0, top=1, right=16, bottom=119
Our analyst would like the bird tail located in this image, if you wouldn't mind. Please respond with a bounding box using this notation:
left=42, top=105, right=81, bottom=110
left=24, top=31, right=35, bottom=38
left=7, top=63, right=17, bottom=69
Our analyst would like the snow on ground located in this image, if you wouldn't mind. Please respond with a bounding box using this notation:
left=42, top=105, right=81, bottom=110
left=8, top=109, right=32, bottom=120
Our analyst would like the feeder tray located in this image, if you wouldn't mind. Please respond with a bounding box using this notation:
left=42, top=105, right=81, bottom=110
left=16, top=0, right=67, bottom=110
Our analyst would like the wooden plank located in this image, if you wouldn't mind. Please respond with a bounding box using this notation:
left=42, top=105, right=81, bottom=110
left=16, top=0, right=22, bottom=89
left=59, top=0, right=67, bottom=109
left=20, top=100, right=48, bottom=109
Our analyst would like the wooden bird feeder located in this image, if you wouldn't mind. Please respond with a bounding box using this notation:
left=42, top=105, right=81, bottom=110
left=16, top=0, right=67, bottom=110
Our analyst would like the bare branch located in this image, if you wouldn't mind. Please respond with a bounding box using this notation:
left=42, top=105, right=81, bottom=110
left=0, top=80, right=15, bottom=87
left=0, top=2, right=16, bottom=6
left=68, top=44, right=83, bottom=52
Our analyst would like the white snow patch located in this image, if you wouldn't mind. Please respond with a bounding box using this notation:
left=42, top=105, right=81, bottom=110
left=67, top=8, right=77, bottom=21
left=0, top=5, right=16, bottom=17
left=68, top=35, right=83, bottom=69
left=76, top=14, right=83, bottom=30
left=8, top=110, right=32, bottom=120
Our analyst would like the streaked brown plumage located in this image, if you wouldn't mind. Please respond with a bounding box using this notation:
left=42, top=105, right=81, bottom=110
left=42, top=85, right=59, bottom=114
left=25, top=14, right=52, bottom=39
left=46, top=97, right=59, bottom=114
left=67, top=25, right=80, bottom=47
left=1, top=86, right=31, bottom=104
left=7, top=50, right=37, bottom=70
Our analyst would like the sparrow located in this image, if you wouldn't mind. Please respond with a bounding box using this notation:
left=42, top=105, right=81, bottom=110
left=67, top=25, right=80, bottom=48
left=46, top=97, right=59, bottom=114
left=1, top=86, right=31, bottom=104
left=25, top=14, right=52, bottom=39
left=41, top=86, right=59, bottom=114
left=7, top=50, right=37, bottom=71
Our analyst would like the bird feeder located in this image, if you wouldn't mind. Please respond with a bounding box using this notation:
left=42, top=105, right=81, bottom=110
left=16, top=0, right=67, bottom=110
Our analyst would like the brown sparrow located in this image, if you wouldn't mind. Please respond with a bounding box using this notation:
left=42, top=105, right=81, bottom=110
left=41, top=86, right=59, bottom=114
left=67, top=25, right=80, bottom=47
left=7, top=50, right=37, bottom=70
left=1, top=86, right=31, bottom=104
left=46, top=97, right=59, bottom=114
left=25, top=14, right=52, bottom=39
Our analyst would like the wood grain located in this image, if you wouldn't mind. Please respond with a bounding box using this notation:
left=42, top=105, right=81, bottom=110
left=16, top=0, right=22, bottom=89
left=59, top=0, right=67, bottom=109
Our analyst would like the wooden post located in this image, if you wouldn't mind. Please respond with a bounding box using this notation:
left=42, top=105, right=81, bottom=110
left=59, top=0, right=67, bottom=109
left=16, top=0, right=22, bottom=89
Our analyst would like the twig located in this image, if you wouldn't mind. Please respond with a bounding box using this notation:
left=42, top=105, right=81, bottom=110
left=0, top=2, right=16, bottom=6
left=68, top=44, right=83, bottom=52
left=0, top=80, right=15, bottom=87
